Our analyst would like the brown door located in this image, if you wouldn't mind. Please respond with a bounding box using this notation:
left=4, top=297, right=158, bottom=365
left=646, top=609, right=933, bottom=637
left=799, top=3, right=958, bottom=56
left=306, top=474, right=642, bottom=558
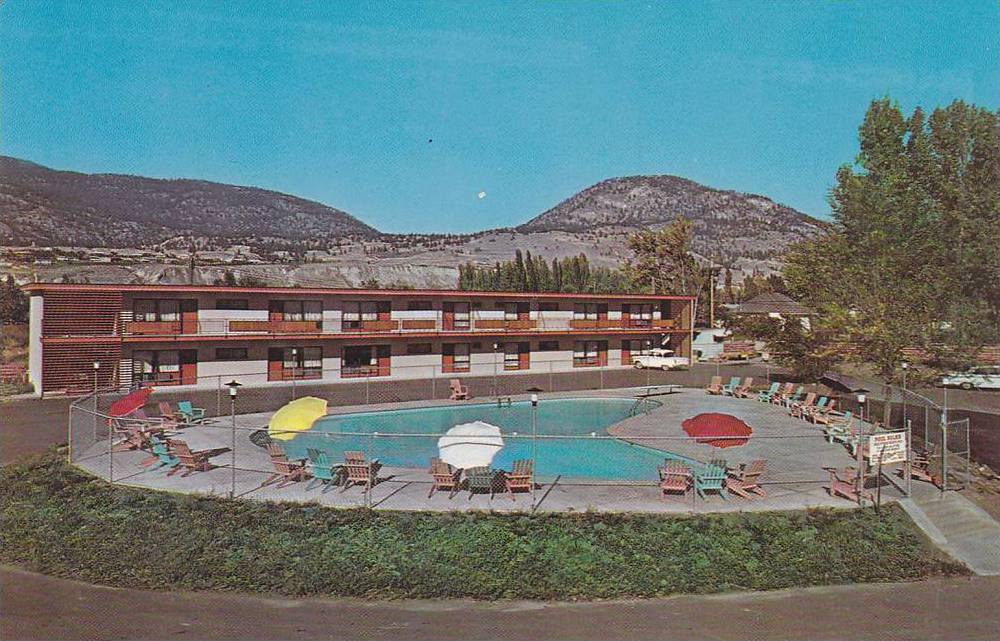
left=376, top=301, right=391, bottom=321
left=181, top=300, right=198, bottom=334
left=442, top=343, right=454, bottom=373
left=518, top=342, right=530, bottom=369
left=267, top=347, right=284, bottom=381
left=180, top=349, right=198, bottom=385
left=442, top=302, right=455, bottom=330
left=621, top=339, right=631, bottom=364
left=268, top=301, right=283, bottom=322
left=517, top=302, right=530, bottom=320
left=621, top=304, right=631, bottom=324
left=598, top=340, right=608, bottom=366
left=376, top=344, right=391, bottom=376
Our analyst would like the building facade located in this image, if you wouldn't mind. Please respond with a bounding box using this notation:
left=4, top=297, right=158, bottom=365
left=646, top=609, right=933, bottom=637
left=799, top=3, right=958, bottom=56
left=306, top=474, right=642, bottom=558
left=24, top=284, right=695, bottom=396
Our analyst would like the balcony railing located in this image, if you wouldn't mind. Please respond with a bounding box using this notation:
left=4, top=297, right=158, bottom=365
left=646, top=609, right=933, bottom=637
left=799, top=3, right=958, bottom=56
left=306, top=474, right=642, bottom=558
left=474, top=319, right=538, bottom=331
left=229, top=320, right=322, bottom=333
left=124, top=320, right=182, bottom=335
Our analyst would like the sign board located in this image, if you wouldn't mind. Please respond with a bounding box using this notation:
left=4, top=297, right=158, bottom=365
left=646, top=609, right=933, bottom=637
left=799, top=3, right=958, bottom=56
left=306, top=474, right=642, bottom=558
left=867, top=432, right=908, bottom=464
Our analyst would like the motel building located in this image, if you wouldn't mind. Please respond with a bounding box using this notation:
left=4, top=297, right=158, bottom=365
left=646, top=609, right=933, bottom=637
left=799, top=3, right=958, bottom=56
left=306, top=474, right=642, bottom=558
left=23, top=283, right=695, bottom=396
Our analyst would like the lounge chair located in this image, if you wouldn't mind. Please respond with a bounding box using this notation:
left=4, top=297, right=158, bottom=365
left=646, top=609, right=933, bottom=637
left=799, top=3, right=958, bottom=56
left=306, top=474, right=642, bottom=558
left=694, top=460, right=728, bottom=500
left=705, top=376, right=723, bottom=395
left=111, top=422, right=157, bottom=454
left=727, top=459, right=767, bottom=498
left=305, top=448, right=342, bottom=492
left=788, top=392, right=817, bottom=418
left=658, top=460, right=692, bottom=499
left=904, top=446, right=942, bottom=487
left=805, top=398, right=836, bottom=422
left=166, top=439, right=219, bottom=477
left=341, top=451, right=382, bottom=491
left=816, top=408, right=851, bottom=428
left=780, top=386, right=805, bottom=407
left=769, top=382, right=795, bottom=405
left=262, top=442, right=310, bottom=488
left=795, top=395, right=827, bottom=419
left=134, top=408, right=180, bottom=431
left=466, top=466, right=498, bottom=499
left=503, top=459, right=533, bottom=501
left=147, top=435, right=180, bottom=472
left=757, top=382, right=780, bottom=403
left=177, top=400, right=206, bottom=424
left=158, top=401, right=182, bottom=422
left=825, top=466, right=873, bottom=504
left=449, top=379, right=469, bottom=400
left=732, top=377, right=755, bottom=398
left=428, top=457, right=461, bottom=498
left=721, top=377, right=741, bottom=396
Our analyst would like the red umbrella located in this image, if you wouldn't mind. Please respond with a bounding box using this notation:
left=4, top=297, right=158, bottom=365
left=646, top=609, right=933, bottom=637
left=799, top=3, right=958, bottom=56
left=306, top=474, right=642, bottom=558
left=109, top=387, right=154, bottom=418
left=682, top=413, right=752, bottom=448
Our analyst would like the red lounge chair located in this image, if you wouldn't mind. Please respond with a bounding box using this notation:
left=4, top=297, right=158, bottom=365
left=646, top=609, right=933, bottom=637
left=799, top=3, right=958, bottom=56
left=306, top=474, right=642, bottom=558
left=806, top=398, right=838, bottom=422
left=503, top=459, right=533, bottom=501
left=769, top=382, right=795, bottom=405
left=167, top=439, right=223, bottom=477
left=705, top=376, right=723, bottom=395
left=428, top=457, right=461, bottom=498
left=341, top=451, right=382, bottom=491
left=788, top=392, right=817, bottom=418
left=449, top=379, right=469, bottom=400
left=262, top=442, right=310, bottom=488
left=732, top=377, right=755, bottom=398
left=158, top=401, right=182, bottom=423
left=658, top=461, right=692, bottom=499
left=825, top=466, right=874, bottom=504
left=727, top=459, right=767, bottom=498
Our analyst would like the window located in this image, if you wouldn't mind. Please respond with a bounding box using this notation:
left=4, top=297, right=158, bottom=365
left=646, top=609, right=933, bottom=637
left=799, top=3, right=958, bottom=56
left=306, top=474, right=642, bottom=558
left=444, top=302, right=471, bottom=330
left=624, top=303, right=652, bottom=327
left=573, top=303, right=598, bottom=320
left=342, top=301, right=382, bottom=328
left=443, top=343, right=471, bottom=372
left=216, top=299, right=249, bottom=310
left=216, top=347, right=248, bottom=360
left=133, top=299, right=180, bottom=322
left=538, top=340, right=560, bottom=352
left=132, top=350, right=180, bottom=383
left=282, top=300, right=322, bottom=322
left=573, top=340, right=600, bottom=367
left=503, top=342, right=528, bottom=370
left=341, top=345, right=390, bottom=377
left=406, top=343, right=432, bottom=355
left=407, top=300, right=433, bottom=311
left=624, top=339, right=653, bottom=357
left=538, top=302, right=559, bottom=312
left=500, top=302, right=518, bottom=320
left=133, top=300, right=156, bottom=322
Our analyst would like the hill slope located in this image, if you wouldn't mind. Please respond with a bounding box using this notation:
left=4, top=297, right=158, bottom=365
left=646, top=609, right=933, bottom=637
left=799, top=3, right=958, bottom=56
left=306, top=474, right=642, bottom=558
left=0, top=156, right=378, bottom=248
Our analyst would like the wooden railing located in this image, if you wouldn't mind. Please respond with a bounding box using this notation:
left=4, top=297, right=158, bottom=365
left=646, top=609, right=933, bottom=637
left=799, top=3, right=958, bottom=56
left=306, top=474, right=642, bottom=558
left=228, top=320, right=321, bottom=333
left=474, top=319, right=538, bottom=330
left=123, top=320, right=182, bottom=335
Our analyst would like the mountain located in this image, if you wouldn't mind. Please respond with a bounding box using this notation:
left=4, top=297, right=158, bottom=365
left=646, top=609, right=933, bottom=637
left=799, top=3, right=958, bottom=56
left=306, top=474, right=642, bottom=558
left=1, top=156, right=825, bottom=285
left=516, top=175, right=824, bottom=265
left=0, top=156, right=378, bottom=248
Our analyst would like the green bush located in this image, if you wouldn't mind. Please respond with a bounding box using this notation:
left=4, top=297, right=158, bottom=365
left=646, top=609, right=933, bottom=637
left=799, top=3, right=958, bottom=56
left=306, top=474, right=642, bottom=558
left=0, top=452, right=966, bottom=600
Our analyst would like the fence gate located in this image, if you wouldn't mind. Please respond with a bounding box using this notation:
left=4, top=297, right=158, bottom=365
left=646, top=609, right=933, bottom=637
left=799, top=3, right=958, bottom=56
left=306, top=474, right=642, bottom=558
left=942, top=418, right=971, bottom=492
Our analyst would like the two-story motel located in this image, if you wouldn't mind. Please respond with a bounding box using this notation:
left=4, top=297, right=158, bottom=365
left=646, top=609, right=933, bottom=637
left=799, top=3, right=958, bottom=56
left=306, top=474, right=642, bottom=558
left=23, top=283, right=695, bottom=396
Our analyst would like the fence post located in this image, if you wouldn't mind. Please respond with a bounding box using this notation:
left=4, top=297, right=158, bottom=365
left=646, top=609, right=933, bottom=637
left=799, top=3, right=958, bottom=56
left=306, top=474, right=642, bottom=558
left=108, top=406, right=114, bottom=484
left=941, top=419, right=948, bottom=494
left=905, top=418, right=912, bottom=497
left=548, top=361, right=553, bottom=393
left=367, top=432, right=375, bottom=509
left=365, top=374, right=371, bottom=405
left=924, top=406, right=929, bottom=447
left=292, top=374, right=297, bottom=401
left=216, top=376, right=222, bottom=418
left=431, top=365, right=436, bottom=399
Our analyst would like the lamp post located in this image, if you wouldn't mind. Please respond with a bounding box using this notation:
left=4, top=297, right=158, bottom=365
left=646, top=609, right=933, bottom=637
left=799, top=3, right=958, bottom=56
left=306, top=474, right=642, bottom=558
left=531, top=393, right=538, bottom=508
left=226, top=379, right=242, bottom=498
left=901, top=362, right=908, bottom=431
left=856, top=393, right=867, bottom=505
left=92, top=360, right=101, bottom=445
left=492, top=342, right=500, bottom=398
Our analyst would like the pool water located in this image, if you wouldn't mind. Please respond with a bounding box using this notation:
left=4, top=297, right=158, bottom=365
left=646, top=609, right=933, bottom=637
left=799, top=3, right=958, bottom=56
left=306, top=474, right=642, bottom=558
left=281, top=397, right=677, bottom=481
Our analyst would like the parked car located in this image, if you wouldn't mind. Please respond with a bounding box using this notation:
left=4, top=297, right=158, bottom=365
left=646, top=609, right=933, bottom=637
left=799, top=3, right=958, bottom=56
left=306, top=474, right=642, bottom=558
left=632, top=348, right=689, bottom=371
left=938, top=365, right=1000, bottom=390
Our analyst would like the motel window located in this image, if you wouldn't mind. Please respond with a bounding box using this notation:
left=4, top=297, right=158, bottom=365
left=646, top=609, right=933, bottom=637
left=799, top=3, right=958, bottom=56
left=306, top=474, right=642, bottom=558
left=443, top=343, right=471, bottom=372
left=538, top=340, right=560, bottom=352
left=624, top=339, right=653, bottom=357
left=406, top=343, right=432, bottom=355
left=280, top=347, right=322, bottom=374
left=443, top=302, right=471, bottom=330
left=625, top=304, right=653, bottom=326
left=342, top=345, right=389, bottom=376
left=342, top=301, right=385, bottom=328
left=573, top=341, right=600, bottom=367
left=281, top=300, right=322, bottom=322
left=407, top=300, right=433, bottom=311
left=216, top=299, right=249, bottom=310
left=573, top=303, right=598, bottom=320
left=500, top=302, right=518, bottom=320
left=538, top=302, right=559, bottom=312
left=503, top=342, right=528, bottom=370
left=133, top=299, right=180, bottom=322
left=132, top=350, right=180, bottom=383
left=216, top=347, right=248, bottom=361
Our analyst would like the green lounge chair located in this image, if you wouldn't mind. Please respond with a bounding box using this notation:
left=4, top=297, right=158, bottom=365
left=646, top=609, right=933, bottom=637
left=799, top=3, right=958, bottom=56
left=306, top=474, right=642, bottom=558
left=466, top=466, right=498, bottom=499
left=757, top=382, right=780, bottom=403
left=305, top=448, right=342, bottom=492
left=782, top=386, right=805, bottom=407
left=177, top=401, right=206, bottom=424
left=694, top=460, right=728, bottom=500
left=823, top=412, right=854, bottom=445
left=147, top=435, right=180, bottom=472
left=721, top=377, right=741, bottom=396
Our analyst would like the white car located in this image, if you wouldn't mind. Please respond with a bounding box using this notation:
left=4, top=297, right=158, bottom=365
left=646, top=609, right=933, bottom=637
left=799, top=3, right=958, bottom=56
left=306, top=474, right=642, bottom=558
left=939, top=366, right=1000, bottom=390
left=632, top=348, right=689, bottom=371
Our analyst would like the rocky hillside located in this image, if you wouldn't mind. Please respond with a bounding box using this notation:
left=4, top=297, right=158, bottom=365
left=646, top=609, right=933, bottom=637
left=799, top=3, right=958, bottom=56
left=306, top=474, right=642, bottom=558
left=0, top=156, right=378, bottom=248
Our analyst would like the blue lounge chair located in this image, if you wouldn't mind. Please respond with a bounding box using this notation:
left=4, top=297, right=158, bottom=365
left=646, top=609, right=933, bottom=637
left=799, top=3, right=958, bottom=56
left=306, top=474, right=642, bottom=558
left=782, top=386, right=805, bottom=407
left=305, top=448, right=342, bottom=492
left=757, top=382, right=780, bottom=403
left=721, top=377, right=741, bottom=396
left=694, top=460, right=728, bottom=500
left=177, top=400, right=206, bottom=424
left=147, top=435, right=180, bottom=473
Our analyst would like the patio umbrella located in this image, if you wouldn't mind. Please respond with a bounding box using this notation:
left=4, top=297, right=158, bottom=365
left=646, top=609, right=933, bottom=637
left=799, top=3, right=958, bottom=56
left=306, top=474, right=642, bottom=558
left=437, top=421, right=504, bottom=469
left=268, top=396, right=328, bottom=442
left=682, top=412, right=753, bottom=449
left=109, top=387, right=154, bottom=418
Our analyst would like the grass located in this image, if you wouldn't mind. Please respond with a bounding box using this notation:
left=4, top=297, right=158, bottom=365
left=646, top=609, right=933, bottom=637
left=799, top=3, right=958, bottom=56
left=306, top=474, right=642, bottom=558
left=0, top=451, right=966, bottom=600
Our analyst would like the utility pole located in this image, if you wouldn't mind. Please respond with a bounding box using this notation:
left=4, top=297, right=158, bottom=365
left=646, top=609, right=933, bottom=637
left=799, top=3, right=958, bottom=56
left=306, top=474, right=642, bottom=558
left=708, top=257, right=715, bottom=328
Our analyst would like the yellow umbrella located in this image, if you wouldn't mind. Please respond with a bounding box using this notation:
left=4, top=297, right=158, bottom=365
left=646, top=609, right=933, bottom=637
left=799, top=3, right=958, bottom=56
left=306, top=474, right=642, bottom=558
left=268, top=396, right=328, bottom=442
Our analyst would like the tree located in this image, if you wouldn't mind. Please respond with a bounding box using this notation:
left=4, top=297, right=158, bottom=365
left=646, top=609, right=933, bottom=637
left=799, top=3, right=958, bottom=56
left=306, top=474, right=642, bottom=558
left=0, top=275, right=28, bottom=324
left=625, top=217, right=703, bottom=296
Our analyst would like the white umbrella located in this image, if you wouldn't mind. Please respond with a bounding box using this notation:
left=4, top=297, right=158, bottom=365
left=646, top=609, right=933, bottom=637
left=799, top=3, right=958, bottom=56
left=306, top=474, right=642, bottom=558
left=437, top=421, right=504, bottom=470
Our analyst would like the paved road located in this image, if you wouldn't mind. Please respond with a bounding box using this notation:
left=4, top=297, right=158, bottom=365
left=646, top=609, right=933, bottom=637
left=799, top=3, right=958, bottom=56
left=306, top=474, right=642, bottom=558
left=3, top=566, right=998, bottom=641
left=0, top=396, right=71, bottom=464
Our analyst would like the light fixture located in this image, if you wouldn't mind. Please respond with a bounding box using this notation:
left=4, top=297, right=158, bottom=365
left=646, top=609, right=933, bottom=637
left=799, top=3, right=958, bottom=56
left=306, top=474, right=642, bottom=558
left=531, top=393, right=538, bottom=406
left=226, top=379, right=243, bottom=399
left=92, top=361, right=100, bottom=370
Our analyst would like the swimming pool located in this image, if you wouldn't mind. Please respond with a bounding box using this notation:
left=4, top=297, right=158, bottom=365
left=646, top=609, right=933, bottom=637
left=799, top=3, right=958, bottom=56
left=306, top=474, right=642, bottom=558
left=279, top=397, right=678, bottom=481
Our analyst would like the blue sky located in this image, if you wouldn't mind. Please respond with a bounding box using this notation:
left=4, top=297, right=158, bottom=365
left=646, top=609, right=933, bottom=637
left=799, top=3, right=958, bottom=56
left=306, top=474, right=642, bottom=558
left=1, top=2, right=997, bottom=233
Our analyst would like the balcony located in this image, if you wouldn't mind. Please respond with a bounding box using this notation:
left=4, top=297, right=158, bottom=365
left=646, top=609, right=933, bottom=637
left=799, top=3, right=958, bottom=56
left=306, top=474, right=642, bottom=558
left=474, top=319, right=538, bottom=331
left=123, top=320, right=182, bottom=335
left=228, top=320, right=322, bottom=333
left=343, top=320, right=401, bottom=333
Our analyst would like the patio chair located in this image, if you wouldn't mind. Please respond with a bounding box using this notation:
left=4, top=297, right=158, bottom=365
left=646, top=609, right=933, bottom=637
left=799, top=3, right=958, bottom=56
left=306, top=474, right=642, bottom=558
left=428, top=457, right=461, bottom=498
left=795, top=395, right=827, bottom=419
left=805, top=398, right=836, bottom=422
left=166, top=439, right=220, bottom=477
left=177, top=400, right=206, bottom=424
left=705, top=376, right=723, bottom=395
left=769, top=382, right=795, bottom=405
left=694, top=460, right=728, bottom=500
left=732, top=377, right=755, bottom=398
left=134, top=408, right=180, bottom=431
left=825, top=466, right=873, bottom=504
left=158, top=401, right=182, bottom=422
left=756, top=382, right=780, bottom=403
left=816, top=408, right=851, bottom=428
left=305, top=448, right=342, bottom=492
left=147, top=435, right=180, bottom=472
left=503, top=459, right=533, bottom=501
left=466, top=466, right=499, bottom=499
left=262, top=442, right=310, bottom=488
left=727, top=459, right=767, bottom=498
left=111, top=423, right=154, bottom=453
left=788, top=392, right=817, bottom=418
left=904, top=446, right=942, bottom=487
left=449, top=379, right=469, bottom=400
left=658, top=460, right=692, bottom=499
left=780, top=386, right=805, bottom=407
left=341, top=451, right=382, bottom=491
left=721, top=377, right=741, bottom=396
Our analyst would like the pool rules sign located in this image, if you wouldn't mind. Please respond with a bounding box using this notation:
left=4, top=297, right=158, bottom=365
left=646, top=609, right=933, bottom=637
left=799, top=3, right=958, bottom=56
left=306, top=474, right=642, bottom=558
left=867, top=432, right=908, bottom=464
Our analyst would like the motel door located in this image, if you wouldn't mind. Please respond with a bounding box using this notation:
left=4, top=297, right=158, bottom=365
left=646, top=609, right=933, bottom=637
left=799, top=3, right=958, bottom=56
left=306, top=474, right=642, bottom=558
left=179, top=349, right=198, bottom=385
left=180, top=300, right=199, bottom=334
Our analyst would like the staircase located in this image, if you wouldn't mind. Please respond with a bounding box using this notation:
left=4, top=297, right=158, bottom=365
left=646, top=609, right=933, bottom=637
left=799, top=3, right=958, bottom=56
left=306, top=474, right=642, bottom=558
left=900, top=492, right=1000, bottom=575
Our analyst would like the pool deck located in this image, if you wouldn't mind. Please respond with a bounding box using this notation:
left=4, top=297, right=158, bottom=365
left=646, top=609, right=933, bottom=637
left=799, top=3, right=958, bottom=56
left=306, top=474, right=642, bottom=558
left=75, top=388, right=914, bottom=514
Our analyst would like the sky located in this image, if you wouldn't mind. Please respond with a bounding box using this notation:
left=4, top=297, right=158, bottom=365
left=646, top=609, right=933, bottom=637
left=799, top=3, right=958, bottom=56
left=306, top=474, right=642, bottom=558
left=1, top=2, right=998, bottom=233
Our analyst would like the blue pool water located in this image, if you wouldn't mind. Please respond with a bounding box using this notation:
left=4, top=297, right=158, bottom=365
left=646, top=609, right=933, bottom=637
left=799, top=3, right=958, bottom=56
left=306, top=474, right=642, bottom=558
left=280, top=397, right=677, bottom=481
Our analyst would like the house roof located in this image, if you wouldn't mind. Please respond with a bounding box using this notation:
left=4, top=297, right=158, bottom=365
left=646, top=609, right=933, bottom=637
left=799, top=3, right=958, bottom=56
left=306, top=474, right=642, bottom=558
left=735, top=292, right=811, bottom=315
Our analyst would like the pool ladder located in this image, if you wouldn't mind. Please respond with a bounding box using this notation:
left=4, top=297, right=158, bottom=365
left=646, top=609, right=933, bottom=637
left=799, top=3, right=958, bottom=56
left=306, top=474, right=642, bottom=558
left=496, top=395, right=513, bottom=407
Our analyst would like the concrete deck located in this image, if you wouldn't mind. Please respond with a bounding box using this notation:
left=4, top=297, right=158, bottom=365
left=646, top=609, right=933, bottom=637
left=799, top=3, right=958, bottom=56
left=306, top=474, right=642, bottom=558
left=75, top=388, right=909, bottom=514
